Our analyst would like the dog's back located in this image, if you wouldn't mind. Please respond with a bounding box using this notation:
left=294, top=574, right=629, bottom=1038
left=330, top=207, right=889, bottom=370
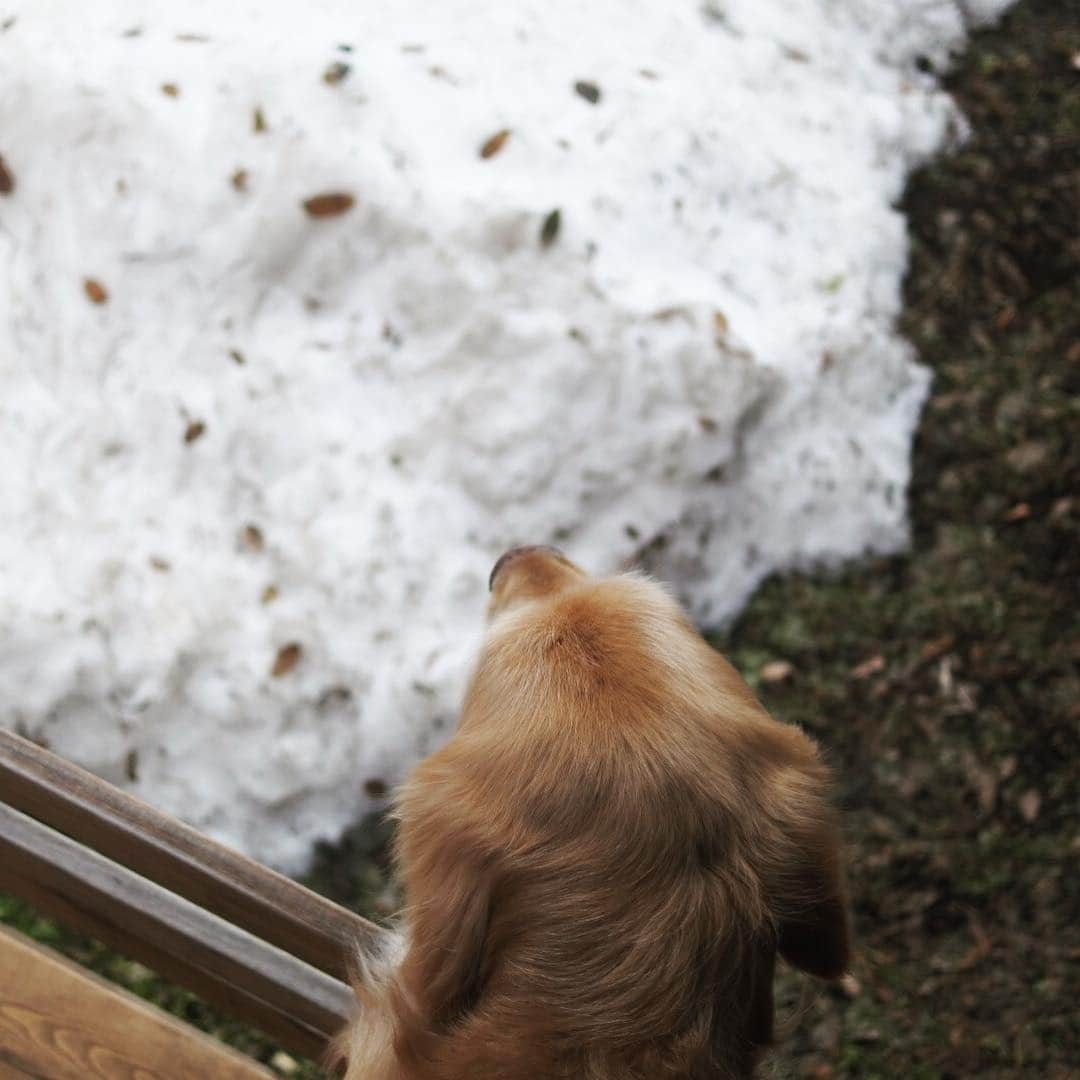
left=340, top=557, right=849, bottom=1079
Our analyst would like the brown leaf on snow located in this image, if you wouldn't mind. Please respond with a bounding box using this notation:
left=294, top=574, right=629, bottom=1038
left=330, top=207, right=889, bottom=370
left=539, top=208, right=561, bottom=247
left=0, top=152, right=14, bottom=195
left=323, top=61, right=351, bottom=85
left=271, top=642, right=302, bottom=677
left=302, top=192, right=355, bottom=218
left=183, top=420, right=206, bottom=444
left=241, top=524, right=264, bottom=551
left=83, top=278, right=108, bottom=304
left=479, top=128, right=511, bottom=159
left=573, top=80, right=601, bottom=104
left=851, top=654, right=885, bottom=680
left=161, top=82, right=180, bottom=97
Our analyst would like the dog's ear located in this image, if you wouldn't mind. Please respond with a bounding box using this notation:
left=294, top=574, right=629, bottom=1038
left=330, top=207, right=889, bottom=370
left=772, top=818, right=850, bottom=979
left=744, top=732, right=851, bottom=980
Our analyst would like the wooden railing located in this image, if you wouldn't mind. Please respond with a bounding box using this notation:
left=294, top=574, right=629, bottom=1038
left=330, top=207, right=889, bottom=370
left=0, top=729, right=388, bottom=1073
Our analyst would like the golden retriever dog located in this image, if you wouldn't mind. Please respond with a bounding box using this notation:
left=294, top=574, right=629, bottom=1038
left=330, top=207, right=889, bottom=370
left=336, top=546, right=850, bottom=1079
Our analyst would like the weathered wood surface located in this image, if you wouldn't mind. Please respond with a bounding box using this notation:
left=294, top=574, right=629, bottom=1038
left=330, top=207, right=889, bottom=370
left=0, top=803, right=354, bottom=1062
left=0, top=924, right=275, bottom=1079
left=0, top=729, right=385, bottom=981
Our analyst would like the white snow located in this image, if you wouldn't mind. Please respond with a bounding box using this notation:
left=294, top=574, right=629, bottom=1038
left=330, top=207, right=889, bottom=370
left=0, top=0, right=1013, bottom=870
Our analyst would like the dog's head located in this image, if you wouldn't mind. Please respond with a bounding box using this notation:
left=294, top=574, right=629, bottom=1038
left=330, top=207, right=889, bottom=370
left=484, top=544, right=850, bottom=973
left=487, top=543, right=588, bottom=618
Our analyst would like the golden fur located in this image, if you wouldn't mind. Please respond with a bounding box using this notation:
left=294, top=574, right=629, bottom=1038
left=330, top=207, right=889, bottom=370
left=335, top=547, right=850, bottom=1079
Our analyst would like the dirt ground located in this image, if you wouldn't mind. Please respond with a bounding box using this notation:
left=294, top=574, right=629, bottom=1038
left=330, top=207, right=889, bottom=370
left=733, top=4, right=1079, bottom=1074
left=2, top=2, right=1076, bottom=1076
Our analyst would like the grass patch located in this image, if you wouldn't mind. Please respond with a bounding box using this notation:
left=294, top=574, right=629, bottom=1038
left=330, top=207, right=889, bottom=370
left=724, top=3, right=1079, bottom=1074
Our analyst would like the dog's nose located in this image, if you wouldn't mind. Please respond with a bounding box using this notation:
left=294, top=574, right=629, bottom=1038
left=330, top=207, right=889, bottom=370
left=489, top=545, right=564, bottom=591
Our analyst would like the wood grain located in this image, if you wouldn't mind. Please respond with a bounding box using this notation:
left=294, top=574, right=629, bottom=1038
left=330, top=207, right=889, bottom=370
left=0, top=729, right=386, bottom=980
left=0, top=803, right=353, bottom=1062
left=0, top=924, right=273, bottom=1079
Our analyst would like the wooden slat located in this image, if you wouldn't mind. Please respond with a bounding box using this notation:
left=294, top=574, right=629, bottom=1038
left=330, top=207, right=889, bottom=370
left=0, top=804, right=353, bottom=1062
left=0, top=924, right=274, bottom=1079
left=0, top=729, right=385, bottom=980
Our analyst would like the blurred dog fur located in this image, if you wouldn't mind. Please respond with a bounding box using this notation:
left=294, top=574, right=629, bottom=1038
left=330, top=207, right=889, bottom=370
left=334, top=547, right=850, bottom=1079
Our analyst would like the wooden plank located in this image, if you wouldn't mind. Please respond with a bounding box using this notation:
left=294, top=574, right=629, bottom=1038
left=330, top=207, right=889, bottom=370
left=0, top=804, right=353, bottom=1062
left=1, top=733, right=381, bottom=977
left=0, top=729, right=385, bottom=982
left=0, top=924, right=274, bottom=1079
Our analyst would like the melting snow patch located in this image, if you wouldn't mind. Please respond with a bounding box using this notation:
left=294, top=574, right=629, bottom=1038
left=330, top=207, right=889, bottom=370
left=0, top=0, right=1013, bottom=869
